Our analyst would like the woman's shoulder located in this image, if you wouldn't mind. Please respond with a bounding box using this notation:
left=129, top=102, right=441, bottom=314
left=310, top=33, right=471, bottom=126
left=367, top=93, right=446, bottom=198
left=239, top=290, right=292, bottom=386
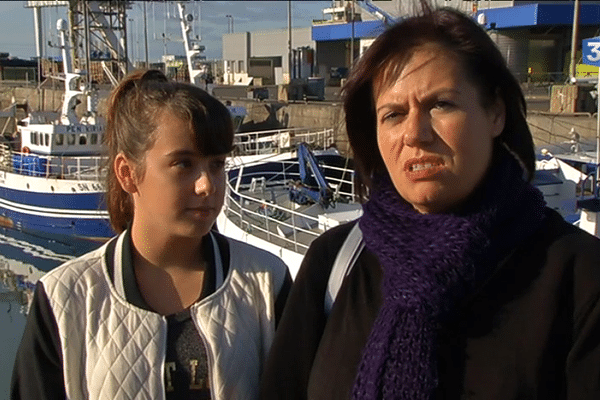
left=309, top=219, right=359, bottom=252
left=526, top=209, right=600, bottom=302
left=540, top=209, right=600, bottom=259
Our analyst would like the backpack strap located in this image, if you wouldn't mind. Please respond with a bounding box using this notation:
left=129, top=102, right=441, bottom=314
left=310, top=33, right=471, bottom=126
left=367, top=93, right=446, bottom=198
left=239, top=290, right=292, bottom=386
left=324, top=222, right=364, bottom=316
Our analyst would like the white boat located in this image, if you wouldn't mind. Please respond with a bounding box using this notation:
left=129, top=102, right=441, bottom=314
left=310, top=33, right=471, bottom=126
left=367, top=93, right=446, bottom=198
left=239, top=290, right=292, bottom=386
left=0, top=19, right=111, bottom=243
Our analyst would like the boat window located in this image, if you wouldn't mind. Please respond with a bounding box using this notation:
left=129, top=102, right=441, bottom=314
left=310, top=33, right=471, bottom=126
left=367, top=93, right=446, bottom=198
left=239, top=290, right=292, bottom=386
left=90, top=133, right=98, bottom=145
left=45, top=134, right=49, bottom=146
left=79, top=134, right=87, bottom=145
left=67, top=134, right=76, bottom=145
left=55, top=134, right=64, bottom=145
left=32, top=132, right=38, bottom=145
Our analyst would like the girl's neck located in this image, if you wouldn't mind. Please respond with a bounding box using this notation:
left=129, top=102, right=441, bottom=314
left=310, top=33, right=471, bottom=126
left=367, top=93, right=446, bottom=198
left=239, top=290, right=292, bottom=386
left=128, top=223, right=210, bottom=315
left=129, top=221, right=206, bottom=271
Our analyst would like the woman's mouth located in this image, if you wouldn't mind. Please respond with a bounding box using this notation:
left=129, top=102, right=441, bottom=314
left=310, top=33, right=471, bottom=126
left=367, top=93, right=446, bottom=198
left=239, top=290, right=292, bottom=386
left=404, top=157, right=446, bottom=180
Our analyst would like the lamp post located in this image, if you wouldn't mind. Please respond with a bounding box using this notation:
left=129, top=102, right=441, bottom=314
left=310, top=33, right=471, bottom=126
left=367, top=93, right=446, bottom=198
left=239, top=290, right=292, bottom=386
left=287, top=0, right=292, bottom=82
left=226, top=15, right=233, bottom=34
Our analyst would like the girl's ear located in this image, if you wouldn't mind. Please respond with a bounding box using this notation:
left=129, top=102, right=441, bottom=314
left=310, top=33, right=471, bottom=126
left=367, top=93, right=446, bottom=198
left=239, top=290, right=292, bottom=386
left=114, top=153, right=138, bottom=194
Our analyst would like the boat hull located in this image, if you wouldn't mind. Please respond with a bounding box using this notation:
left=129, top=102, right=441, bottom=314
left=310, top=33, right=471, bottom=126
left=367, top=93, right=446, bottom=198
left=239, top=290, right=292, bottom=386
left=0, top=170, right=113, bottom=242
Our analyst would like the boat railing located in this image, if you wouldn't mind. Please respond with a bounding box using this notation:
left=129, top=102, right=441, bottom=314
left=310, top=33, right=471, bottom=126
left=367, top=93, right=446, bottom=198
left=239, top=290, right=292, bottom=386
left=223, top=158, right=356, bottom=254
left=233, top=128, right=335, bottom=156
left=1, top=146, right=108, bottom=181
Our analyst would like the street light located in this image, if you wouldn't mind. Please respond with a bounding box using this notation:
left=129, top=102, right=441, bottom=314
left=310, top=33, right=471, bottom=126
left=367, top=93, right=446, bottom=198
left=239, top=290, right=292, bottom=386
left=226, top=15, right=233, bottom=33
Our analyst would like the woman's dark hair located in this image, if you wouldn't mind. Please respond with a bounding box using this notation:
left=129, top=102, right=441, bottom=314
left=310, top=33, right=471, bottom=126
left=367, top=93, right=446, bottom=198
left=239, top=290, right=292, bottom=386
left=343, top=4, right=534, bottom=199
left=104, top=69, right=234, bottom=233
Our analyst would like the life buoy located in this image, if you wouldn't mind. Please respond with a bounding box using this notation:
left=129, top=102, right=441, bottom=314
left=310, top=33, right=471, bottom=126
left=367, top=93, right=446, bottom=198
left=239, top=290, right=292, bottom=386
left=21, top=146, right=30, bottom=154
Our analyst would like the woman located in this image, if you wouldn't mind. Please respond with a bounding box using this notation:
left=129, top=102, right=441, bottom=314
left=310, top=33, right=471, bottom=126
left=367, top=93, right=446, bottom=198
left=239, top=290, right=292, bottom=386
left=261, top=5, right=600, bottom=400
left=12, top=70, right=291, bottom=400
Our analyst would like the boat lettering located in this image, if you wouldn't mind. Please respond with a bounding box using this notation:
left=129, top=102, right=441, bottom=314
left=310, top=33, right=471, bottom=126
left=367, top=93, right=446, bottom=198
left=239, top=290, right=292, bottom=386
left=77, top=182, right=105, bottom=192
left=65, top=124, right=104, bottom=133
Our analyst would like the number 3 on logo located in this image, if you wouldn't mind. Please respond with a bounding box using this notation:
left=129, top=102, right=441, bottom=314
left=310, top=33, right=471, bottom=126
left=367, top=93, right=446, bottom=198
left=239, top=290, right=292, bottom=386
left=587, top=42, right=600, bottom=63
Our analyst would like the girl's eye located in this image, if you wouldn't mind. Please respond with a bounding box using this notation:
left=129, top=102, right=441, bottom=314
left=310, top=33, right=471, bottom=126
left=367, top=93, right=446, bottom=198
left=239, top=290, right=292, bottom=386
left=211, top=159, right=226, bottom=171
left=174, top=159, right=193, bottom=169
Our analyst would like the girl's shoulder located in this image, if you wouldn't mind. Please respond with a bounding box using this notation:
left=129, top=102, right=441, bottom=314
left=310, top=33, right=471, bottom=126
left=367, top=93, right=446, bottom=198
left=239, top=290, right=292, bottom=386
left=212, top=231, right=288, bottom=277
left=39, top=237, right=115, bottom=295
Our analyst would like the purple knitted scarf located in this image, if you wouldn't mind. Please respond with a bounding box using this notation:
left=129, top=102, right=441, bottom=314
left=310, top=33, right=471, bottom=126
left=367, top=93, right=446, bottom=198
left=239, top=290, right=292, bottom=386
left=353, top=149, right=548, bottom=399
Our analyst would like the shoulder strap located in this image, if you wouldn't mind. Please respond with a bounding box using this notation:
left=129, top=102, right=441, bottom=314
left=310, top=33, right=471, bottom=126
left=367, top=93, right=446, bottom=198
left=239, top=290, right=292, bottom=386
left=324, top=222, right=364, bottom=316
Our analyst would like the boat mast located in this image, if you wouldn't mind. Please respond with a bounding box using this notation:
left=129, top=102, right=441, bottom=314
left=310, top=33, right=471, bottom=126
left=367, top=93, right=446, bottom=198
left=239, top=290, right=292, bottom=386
left=177, top=1, right=204, bottom=86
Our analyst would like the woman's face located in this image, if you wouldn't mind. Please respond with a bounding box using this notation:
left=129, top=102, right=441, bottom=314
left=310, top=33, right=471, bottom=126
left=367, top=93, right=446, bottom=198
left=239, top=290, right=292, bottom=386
left=374, top=44, right=505, bottom=214
left=130, top=109, right=226, bottom=240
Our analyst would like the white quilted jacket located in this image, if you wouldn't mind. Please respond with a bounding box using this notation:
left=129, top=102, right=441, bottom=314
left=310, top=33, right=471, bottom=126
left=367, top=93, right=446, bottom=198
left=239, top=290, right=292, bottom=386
left=40, top=231, right=288, bottom=400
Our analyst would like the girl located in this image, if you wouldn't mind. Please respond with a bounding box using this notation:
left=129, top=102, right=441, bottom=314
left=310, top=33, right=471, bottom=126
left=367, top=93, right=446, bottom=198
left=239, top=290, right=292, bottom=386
left=12, top=70, right=291, bottom=400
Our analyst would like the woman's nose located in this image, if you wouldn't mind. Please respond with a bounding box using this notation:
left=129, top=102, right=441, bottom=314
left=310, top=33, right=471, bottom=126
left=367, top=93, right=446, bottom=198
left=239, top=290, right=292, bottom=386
left=195, top=173, right=215, bottom=196
left=403, top=109, right=434, bottom=147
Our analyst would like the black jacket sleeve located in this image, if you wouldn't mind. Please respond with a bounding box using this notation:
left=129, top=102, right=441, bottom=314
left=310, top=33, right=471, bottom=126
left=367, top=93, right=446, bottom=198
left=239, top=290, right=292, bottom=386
left=562, top=224, right=600, bottom=398
left=260, top=222, right=355, bottom=399
left=11, top=282, right=66, bottom=400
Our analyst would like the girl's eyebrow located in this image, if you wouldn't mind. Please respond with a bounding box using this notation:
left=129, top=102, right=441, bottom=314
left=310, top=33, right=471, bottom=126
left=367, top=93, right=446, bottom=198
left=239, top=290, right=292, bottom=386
left=164, top=149, right=197, bottom=157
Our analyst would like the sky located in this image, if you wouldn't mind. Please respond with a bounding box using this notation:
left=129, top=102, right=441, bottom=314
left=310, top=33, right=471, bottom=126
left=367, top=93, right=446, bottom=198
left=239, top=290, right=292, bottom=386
left=0, top=0, right=332, bottom=62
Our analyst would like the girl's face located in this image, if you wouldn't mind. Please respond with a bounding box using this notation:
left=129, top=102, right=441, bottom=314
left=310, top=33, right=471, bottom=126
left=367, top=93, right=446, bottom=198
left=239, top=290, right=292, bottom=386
left=130, top=109, right=226, bottom=240
left=374, top=44, right=505, bottom=214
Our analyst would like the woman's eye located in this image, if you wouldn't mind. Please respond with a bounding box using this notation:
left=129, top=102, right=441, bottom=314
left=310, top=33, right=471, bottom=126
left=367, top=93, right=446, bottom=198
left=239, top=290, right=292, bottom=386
left=381, top=111, right=403, bottom=123
left=433, top=100, right=454, bottom=110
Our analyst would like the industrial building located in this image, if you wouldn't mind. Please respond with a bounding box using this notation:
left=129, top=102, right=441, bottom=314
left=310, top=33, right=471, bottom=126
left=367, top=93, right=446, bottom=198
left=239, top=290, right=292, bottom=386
left=221, top=0, right=600, bottom=101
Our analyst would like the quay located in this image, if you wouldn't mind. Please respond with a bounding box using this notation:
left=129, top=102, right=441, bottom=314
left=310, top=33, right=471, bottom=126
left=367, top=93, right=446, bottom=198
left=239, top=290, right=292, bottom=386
left=0, top=83, right=596, bottom=157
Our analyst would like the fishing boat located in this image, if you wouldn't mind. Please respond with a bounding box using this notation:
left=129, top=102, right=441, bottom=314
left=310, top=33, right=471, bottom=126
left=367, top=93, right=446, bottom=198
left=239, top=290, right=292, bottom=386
left=0, top=19, right=112, bottom=243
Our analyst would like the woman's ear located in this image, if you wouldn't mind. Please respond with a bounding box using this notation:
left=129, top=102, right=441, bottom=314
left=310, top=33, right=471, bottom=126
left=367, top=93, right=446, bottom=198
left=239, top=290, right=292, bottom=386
left=490, top=97, right=506, bottom=139
left=114, top=153, right=138, bottom=194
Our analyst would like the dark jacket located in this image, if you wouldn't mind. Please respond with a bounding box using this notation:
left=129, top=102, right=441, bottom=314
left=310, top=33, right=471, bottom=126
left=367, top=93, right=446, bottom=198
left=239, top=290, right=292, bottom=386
left=260, top=209, right=600, bottom=399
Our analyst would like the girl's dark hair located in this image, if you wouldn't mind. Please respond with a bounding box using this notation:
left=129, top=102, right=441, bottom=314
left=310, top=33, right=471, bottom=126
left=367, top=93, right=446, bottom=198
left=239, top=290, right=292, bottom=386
left=343, top=4, right=534, bottom=200
left=104, top=69, right=234, bottom=233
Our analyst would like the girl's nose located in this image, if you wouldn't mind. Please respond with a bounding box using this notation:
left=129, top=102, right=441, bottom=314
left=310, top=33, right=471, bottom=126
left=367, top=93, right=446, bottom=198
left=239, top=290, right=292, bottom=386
left=195, top=173, right=215, bottom=196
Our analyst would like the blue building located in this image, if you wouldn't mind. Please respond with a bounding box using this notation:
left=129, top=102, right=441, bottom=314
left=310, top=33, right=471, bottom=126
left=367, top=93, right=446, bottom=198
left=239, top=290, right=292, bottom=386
left=310, top=0, right=600, bottom=84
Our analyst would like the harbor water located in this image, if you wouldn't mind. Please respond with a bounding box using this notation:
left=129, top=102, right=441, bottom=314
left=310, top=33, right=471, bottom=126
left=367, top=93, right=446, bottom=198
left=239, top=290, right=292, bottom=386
left=0, top=227, right=101, bottom=399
